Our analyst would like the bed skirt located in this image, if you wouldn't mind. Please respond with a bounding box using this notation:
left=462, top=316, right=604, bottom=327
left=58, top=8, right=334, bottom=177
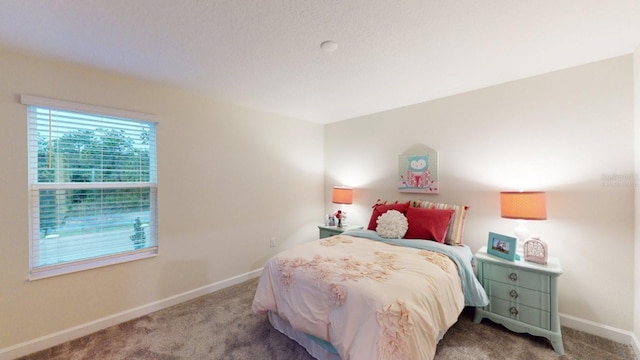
left=267, top=311, right=449, bottom=360
left=268, top=311, right=342, bottom=360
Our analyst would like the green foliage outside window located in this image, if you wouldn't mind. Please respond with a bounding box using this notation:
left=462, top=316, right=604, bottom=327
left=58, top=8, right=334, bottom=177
left=37, top=127, right=151, bottom=236
left=130, top=217, right=147, bottom=250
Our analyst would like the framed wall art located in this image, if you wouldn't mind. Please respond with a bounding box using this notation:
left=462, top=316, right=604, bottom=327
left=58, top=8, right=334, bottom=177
left=398, top=145, right=439, bottom=194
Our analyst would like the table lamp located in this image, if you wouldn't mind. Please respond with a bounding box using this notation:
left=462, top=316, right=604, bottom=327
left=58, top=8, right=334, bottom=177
left=332, top=186, right=353, bottom=227
left=500, top=191, right=547, bottom=258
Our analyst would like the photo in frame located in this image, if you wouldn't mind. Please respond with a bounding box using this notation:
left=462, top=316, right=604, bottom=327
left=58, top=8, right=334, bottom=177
left=487, top=232, right=517, bottom=262
left=398, top=145, right=439, bottom=194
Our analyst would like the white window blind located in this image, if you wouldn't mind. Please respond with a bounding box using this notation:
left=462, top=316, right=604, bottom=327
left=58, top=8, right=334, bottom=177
left=23, top=95, right=158, bottom=279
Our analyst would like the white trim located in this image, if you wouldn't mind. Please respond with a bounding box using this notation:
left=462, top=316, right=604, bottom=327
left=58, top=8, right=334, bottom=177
left=33, top=182, right=155, bottom=190
left=2, top=287, right=636, bottom=360
left=631, top=333, right=640, bottom=359
left=20, top=94, right=159, bottom=123
left=0, top=268, right=262, bottom=360
left=560, top=313, right=639, bottom=357
left=29, top=249, right=159, bottom=281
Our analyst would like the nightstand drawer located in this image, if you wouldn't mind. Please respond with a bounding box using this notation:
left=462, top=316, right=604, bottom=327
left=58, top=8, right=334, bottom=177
left=483, top=263, right=550, bottom=292
left=319, top=228, right=338, bottom=239
left=484, top=280, right=550, bottom=311
left=487, top=296, right=550, bottom=330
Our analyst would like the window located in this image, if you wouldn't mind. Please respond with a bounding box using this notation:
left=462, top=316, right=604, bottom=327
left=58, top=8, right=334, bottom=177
left=23, top=95, right=158, bottom=279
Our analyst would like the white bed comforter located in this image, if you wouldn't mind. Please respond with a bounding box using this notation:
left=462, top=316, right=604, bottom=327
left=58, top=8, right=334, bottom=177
left=252, top=234, right=468, bottom=360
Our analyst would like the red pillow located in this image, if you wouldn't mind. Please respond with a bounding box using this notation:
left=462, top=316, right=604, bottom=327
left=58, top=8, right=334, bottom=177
left=367, top=202, right=410, bottom=230
left=404, top=207, right=455, bottom=243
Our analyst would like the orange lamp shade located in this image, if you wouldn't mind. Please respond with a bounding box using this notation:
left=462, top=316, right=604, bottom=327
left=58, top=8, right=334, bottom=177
left=500, top=191, right=547, bottom=220
left=332, top=187, right=353, bottom=205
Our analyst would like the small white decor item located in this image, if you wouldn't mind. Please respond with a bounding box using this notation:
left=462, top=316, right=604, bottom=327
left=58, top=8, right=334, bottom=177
left=376, top=210, right=408, bottom=239
left=524, top=236, right=548, bottom=265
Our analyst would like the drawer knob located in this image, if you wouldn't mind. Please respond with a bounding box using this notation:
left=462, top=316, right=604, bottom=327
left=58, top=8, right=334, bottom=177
left=509, top=290, right=519, bottom=299
left=509, top=272, right=518, bottom=281
left=509, top=306, right=519, bottom=316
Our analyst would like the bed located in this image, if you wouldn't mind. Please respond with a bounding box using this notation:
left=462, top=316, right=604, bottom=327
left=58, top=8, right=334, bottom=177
left=252, top=226, right=489, bottom=359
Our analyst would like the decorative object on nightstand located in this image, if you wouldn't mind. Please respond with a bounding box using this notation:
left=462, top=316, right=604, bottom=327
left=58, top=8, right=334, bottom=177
left=500, top=191, right=547, bottom=258
left=524, top=236, right=548, bottom=264
left=334, top=209, right=346, bottom=228
left=474, top=246, right=564, bottom=354
left=317, top=224, right=363, bottom=239
left=332, top=186, right=353, bottom=227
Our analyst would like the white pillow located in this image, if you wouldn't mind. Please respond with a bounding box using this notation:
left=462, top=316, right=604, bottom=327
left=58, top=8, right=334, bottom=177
left=376, top=210, right=408, bottom=239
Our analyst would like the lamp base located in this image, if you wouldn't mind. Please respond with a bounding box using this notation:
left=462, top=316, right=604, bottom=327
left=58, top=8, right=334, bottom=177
left=514, top=220, right=530, bottom=259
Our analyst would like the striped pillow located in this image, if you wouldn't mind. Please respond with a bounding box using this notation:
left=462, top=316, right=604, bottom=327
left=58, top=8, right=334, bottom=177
left=410, top=200, right=469, bottom=246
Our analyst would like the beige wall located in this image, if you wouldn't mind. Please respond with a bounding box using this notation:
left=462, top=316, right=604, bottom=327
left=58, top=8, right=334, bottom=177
left=0, top=48, right=324, bottom=350
left=1, top=45, right=636, bottom=353
left=325, top=55, right=635, bottom=330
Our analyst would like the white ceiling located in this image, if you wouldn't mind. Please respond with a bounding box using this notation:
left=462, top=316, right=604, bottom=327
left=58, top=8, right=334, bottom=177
left=1, top=1, right=639, bottom=124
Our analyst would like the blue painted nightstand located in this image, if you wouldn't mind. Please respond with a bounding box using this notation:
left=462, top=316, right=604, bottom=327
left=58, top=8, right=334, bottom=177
left=473, top=246, right=564, bottom=354
left=317, top=225, right=363, bottom=239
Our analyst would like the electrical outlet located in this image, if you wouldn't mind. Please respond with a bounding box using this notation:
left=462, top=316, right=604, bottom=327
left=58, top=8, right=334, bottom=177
left=270, top=237, right=276, bottom=248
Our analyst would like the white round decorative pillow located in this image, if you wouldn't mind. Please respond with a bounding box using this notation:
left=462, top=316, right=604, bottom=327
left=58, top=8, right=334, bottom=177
left=376, top=210, right=408, bottom=239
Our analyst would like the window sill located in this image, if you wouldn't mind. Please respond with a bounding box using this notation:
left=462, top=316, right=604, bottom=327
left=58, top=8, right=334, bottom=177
left=29, top=247, right=158, bottom=281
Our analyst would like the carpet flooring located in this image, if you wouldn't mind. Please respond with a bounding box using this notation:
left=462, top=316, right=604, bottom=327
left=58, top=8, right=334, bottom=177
left=18, top=278, right=636, bottom=360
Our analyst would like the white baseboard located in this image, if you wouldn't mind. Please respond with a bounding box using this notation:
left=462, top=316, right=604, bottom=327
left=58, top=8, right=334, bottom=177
left=2, top=283, right=637, bottom=360
left=560, top=313, right=640, bottom=358
left=0, top=268, right=262, bottom=360
left=632, top=333, right=640, bottom=360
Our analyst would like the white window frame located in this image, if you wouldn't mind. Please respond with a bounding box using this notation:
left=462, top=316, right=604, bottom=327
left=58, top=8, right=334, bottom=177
left=22, top=95, right=159, bottom=280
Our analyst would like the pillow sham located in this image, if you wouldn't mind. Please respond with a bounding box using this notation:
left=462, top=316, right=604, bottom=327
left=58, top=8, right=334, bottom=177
left=404, top=207, right=455, bottom=243
left=367, top=201, right=410, bottom=230
left=376, top=210, right=409, bottom=239
left=410, top=200, right=469, bottom=245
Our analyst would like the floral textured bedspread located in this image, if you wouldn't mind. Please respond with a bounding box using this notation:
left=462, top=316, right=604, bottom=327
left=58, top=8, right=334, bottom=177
left=252, top=233, right=487, bottom=360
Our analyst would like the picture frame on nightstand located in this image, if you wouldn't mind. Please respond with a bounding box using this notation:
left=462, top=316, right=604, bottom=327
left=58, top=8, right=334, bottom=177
left=487, top=232, right=517, bottom=262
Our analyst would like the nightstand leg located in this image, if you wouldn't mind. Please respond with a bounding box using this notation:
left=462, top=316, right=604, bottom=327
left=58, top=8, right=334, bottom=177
left=472, top=308, right=484, bottom=324
left=550, top=334, right=565, bottom=355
